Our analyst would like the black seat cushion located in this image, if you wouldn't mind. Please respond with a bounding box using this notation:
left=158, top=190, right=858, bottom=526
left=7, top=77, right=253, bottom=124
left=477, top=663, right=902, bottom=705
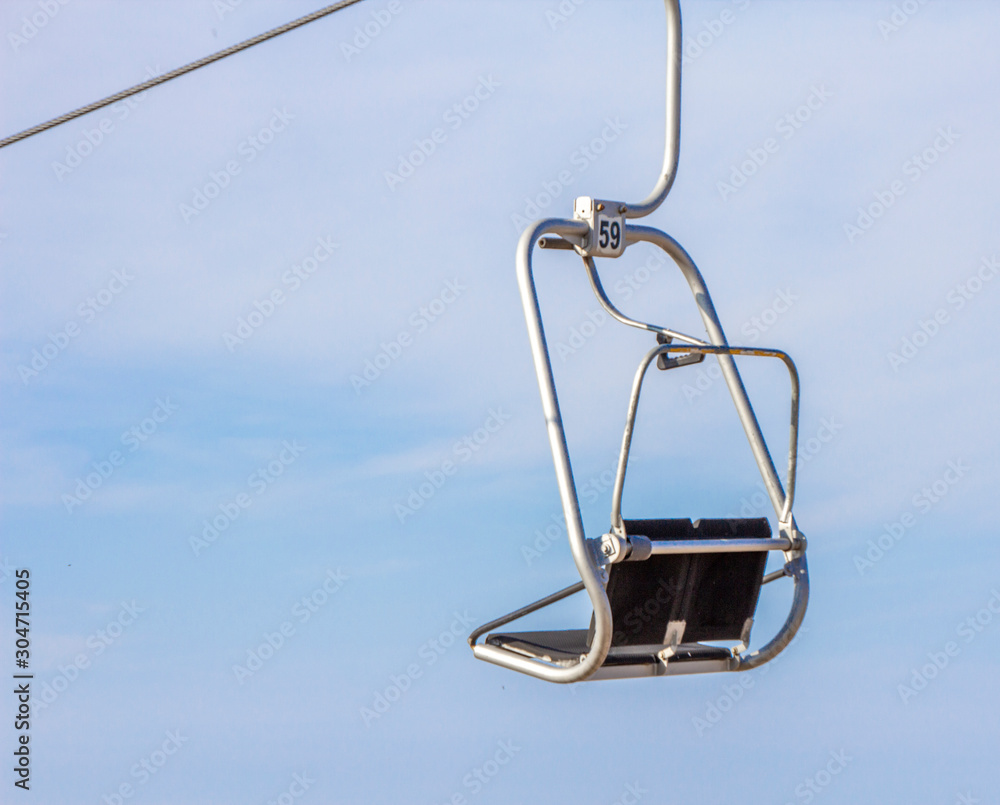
left=485, top=629, right=589, bottom=663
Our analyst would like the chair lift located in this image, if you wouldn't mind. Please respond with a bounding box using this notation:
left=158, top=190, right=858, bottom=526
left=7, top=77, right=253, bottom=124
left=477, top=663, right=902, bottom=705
left=468, top=0, right=809, bottom=682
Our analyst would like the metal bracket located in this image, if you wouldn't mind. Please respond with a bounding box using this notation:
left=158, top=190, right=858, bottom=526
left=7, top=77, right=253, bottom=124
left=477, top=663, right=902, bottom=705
left=732, top=617, right=754, bottom=656
left=594, top=531, right=653, bottom=564
left=573, top=197, right=627, bottom=258
left=656, top=331, right=706, bottom=370
left=594, top=533, right=627, bottom=564
left=779, top=521, right=807, bottom=558
left=657, top=620, right=686, bottom=662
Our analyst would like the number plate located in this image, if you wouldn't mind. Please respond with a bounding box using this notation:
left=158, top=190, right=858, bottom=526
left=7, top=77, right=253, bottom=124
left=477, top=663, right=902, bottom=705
left=573, top=196, right=625, bottom=258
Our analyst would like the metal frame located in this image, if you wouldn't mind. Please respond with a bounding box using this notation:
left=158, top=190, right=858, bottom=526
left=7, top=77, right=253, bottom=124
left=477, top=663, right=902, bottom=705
left=469, top=0, right=809, bottom=683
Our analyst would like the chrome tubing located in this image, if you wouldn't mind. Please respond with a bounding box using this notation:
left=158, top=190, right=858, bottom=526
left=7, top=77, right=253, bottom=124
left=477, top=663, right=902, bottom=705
left=609, top=341, right=801, bottom=533
left=645, top=538, right=793, bottom=555
left=624, top=225, right=797, bottom=533
left=472, top=0, right=809, bottom=681
left=737, top=554, right=809, bottom=670
left=471, top=219, right=613, bottom=683
left=468, top=582, right=585, bottom=649
left=583, top=255, right=705, bottom=346
left=616, top=225, right=809, bottom=665
left=625, top=0, right=682, bottom=219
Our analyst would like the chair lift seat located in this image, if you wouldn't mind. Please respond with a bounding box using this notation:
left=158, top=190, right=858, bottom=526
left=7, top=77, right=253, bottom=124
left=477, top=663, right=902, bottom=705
left=468, top=0, right=810, bottom=685
left=485, top=517, right=770, bottom=679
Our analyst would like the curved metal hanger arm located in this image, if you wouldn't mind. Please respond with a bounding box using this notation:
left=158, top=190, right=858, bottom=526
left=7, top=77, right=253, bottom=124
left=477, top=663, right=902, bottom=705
left=625, top=0, right=682, bottom=219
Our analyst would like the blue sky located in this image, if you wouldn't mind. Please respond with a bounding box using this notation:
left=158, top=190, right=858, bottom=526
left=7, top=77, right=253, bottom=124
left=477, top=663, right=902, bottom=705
left=1, top=1, right=999, bottom=803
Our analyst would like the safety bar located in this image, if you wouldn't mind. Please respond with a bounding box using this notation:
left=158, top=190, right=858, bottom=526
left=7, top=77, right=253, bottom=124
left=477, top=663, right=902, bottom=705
left=646, top=537, right=793, bottom=555
left=610, top=342, right=801, bottom=533
left=619, top=225, right=800, bottom=534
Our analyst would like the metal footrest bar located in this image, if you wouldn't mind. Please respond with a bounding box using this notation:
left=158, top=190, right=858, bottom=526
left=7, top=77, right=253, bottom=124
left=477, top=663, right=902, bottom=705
left=468, top=581, right=584, bottom=649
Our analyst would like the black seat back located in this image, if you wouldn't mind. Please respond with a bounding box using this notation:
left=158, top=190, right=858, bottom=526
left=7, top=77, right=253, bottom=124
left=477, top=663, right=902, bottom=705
left=590, top=517, right=769, bottom=649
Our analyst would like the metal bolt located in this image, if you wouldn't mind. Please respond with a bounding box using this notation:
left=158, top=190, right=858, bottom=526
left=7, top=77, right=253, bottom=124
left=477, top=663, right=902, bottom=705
left=619, top=204, right=627, bottom=214
left=596, top=202, right=605, bottom=211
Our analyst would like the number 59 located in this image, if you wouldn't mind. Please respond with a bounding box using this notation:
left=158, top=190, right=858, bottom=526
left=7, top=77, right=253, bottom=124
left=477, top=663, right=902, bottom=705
left=598, top=218, right=621, bottom=250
